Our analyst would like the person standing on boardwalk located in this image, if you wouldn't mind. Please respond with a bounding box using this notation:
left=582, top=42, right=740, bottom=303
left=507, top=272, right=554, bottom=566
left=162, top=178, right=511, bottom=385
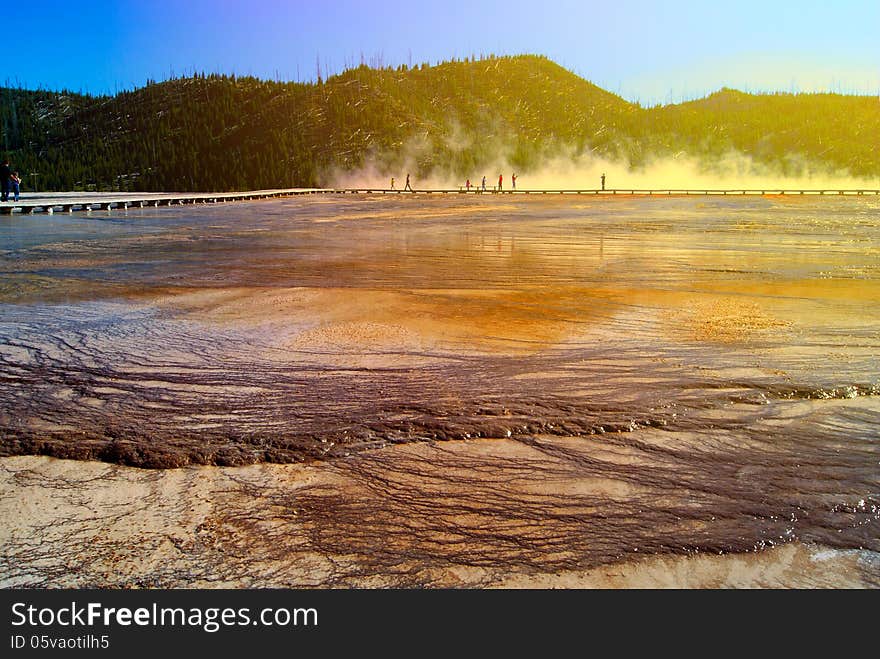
left=601, top=173, right=606, bottom=191
left=466, top=179, right=471, bottom=191
left=512, top=173, right=517, bottom=190
left=404, top=173, right=413, bottom=192
left=498, top=174, right=503, bottom=191
left=481, top=176, right=486, bottom=191
left=0, top=160, right=10, bottom=202
left=390, top=177, right=395, bottom=190
left=11, top=171, right=20, bottom=201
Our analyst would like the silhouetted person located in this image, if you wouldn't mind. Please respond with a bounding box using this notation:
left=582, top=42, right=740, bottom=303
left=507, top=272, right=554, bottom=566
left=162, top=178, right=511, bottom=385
left=0, top=160, right=10, bottom=202
left=601, top=173, right=606, bottom=191
left=481, top=176, right=486, bottom=191
left=512, top=173, right=516, bottom=190
left=390, top=177, right=395, bottom=190
left=466, top=179, right=471, bottom=191
left=404, top=173, right=413, bottom=192
left=498, top=174, right=503, bottom=191
left=11, top=171, right=20, bottom=201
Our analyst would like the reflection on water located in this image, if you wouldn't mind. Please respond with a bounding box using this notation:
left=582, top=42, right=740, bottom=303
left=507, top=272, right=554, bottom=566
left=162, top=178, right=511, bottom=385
left=1, top=195, right=878, bottom=585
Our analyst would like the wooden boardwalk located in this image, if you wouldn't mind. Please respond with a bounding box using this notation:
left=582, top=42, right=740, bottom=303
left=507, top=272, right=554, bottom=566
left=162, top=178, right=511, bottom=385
left=2, top=187, right=878, bottom=215
left=0, top=188, right=324, bottom=215
left=341, top=188, right=880, bottom=196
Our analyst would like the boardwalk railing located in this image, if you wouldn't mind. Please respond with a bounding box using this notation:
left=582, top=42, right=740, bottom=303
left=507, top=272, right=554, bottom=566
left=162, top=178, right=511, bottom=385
left=2, top=187, right=878, bottom=215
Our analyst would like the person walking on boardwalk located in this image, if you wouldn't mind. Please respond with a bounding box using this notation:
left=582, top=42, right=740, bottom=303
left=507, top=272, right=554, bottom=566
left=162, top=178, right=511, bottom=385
left=498, top=174, right=503, bottom=191
left=466, top=179, right=471, bottom=191
left=0, top=160, right=10, bottom=202
left=481, top=175, right=486, bottom=191
left=512, top=173, right=517, bottom=190
left=404, top=173, right=413, bottom=192
left=11, top=171, right=20, bottom=202
left=390, top=177, right=395, bottom=190
left=601, top=173, right=606, bottom=191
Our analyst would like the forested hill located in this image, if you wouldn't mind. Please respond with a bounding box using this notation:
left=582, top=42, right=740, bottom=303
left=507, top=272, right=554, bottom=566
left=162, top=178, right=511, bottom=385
left=1, top=54, right=877, bottom=192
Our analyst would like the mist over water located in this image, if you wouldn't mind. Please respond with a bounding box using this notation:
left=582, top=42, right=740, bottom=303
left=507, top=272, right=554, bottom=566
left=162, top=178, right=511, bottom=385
left=330, top=147, right=880, bottom=191
left=1, top=194, right=878, bottom=585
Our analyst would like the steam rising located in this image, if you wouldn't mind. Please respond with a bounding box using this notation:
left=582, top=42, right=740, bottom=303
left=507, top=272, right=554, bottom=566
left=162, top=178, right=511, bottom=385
left=329, top=139, right=879, bottom=191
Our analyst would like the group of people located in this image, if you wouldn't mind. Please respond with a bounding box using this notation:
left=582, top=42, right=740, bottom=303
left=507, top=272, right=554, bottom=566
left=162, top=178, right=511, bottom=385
left=389, top=174, right=414, bottom=191
left=1, top=160, right=21, bottom=202
left=465, top=173, right=517, bottom=192
left=390, top=173, right=520, bottom=192
left=388, top=172, right=606, bottom=192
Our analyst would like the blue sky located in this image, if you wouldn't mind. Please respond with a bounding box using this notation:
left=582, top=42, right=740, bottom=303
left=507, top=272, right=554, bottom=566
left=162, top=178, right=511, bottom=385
left=14, top=0, right=879, bottom=104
